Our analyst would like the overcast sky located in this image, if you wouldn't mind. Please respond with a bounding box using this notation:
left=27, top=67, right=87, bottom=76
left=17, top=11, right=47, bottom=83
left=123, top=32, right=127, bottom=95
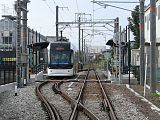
left=0, top=0, right=150, bottom=48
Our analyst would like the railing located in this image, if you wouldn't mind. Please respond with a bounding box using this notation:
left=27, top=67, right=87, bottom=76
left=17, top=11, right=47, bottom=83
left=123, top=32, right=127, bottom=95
left=32, top=63, right=47, bottom=74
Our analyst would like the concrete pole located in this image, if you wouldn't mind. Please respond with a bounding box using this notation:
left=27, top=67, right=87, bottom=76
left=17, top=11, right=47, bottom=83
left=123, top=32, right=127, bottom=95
left=114, top=17, right=119, bottom=81
left=139, top=0, right=145, bottom=86
left=150, top=0, right=157, bottom=93
left=56, top=6, right=59, bottom=41
left=15, top=0, right=21, bottom=95
left=22, top=0, right=29, bottom=86
left=125, top=26, right=128, bottom=67
left=82, top=29, right=83, bottom=65
left=28, top=28, right=30, bottom=79
left=128, top=26, right=131, bottom=85
left=84, top=39, right=86, bottom=64
left=78, top=17, right=81, bottom=64
left=38, top=33, right=41, bottom=65
left=119, top=26, right=122, bottom=84
left=35, top=31, right=38, bottom=66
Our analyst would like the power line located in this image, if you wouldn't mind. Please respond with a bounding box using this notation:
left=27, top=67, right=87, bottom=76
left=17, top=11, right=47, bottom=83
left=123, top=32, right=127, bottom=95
left=43, top=0, right=55, bottom=15
left=50, top=0, right=76, bottom=39
left=56, top=0, right=74, bottom=22
left=51, top=0, right=56, bottom=5
left=49, top=0, right=66, bottom=22
left=43, top=0, right=66, bottom=22
left=91, top=1, right=139, bottom=3
left=59, top=0, right=65, bottom=7
left=97, top=2, right=133, bottom=12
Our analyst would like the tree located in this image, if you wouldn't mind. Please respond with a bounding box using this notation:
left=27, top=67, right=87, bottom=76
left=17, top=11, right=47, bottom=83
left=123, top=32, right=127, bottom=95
left=128, top=5, right=140, bottom=49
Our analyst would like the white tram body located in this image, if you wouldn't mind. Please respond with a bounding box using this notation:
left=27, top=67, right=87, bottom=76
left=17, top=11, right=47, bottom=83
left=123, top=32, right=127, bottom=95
left=47, top=41, right=75, bottom=77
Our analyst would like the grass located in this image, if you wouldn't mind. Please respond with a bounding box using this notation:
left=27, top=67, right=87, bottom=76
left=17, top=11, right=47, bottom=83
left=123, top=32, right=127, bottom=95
left=150, top=93, right=160, bottom=97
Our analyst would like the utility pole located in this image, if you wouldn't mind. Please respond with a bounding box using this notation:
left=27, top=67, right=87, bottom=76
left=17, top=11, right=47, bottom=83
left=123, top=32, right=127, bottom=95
left=22, top=0, right=29, bottom=86
left=150, top=0, right=157, bottom=93
left=15, top=0, right=21, bottom=95
left=56, top=6, right=68, bottom=41
left=128, top=26, right=131, bottom=85
left=82, top=29, right=84, bottom=65
left=84, top=38, right=86, bottom=64
left=119, top=26, right=122, bottom=84
left=56, top=6, right=59, bottom=41
left=139, top=0, right=145, bottom=86
left=114, top=17, right=119, bottom=82
left=78, top=17, right=81, bottom=67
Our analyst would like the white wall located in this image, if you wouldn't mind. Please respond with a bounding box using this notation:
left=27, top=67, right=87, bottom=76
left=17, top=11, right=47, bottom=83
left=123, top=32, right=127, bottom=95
left=131, top=49, right=140, bottom=66
left=145, top=0, right=160, bottom=43
left=144, top=1, right=160, bottom=67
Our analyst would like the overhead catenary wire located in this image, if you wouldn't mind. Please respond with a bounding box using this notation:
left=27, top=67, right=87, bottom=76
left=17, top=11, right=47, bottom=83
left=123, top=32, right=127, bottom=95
left=42, top=0, right=65, bottom=22
left=59, top=0, right=65, bottom=8
left=49, top=0, right=65, bottom=21
left=53, top=0, right=79, bottom=42
left=44, top=0, right=114, bottom=49
left=91, top=1, right=139, bottom=4
left=51, top=0, right=56, bottom=5
left=43, top=0, right=55, bottom=15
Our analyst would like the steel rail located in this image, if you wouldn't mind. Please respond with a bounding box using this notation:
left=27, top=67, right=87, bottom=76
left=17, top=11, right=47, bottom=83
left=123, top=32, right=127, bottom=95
left=69, top=69, right=89, bottom=120
left=35, top=81, right=61, bottom=120
left=52, top=82, right=99, bottom=120
left=36, top=80, right=111, bottom=83
left=95, top=71, right=118, bottom=120
left=51, top=67, right=99, bottom=119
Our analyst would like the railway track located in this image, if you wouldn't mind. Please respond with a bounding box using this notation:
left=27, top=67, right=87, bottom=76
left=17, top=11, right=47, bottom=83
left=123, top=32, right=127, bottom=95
left=35, top=81, right=61, bottom=120
left=35, top=68, right=117, bottom=120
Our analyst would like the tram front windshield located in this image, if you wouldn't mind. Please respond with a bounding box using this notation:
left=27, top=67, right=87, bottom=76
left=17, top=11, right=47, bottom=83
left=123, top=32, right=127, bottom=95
left=50, top=51, right=70, bottom=65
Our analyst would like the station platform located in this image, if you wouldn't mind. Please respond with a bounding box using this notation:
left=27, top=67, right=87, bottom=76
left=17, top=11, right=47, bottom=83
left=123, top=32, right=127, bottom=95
left=0, top=70, right=138, bottom=93
left=0, top=73, right=38, bottom=93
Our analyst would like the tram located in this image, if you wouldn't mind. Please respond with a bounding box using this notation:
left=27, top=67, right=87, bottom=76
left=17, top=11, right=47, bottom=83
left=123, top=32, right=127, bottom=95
left=47, top=41, right=75, bottom=77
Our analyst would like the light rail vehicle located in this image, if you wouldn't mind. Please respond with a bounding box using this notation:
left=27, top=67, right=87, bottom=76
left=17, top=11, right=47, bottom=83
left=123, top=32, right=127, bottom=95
left=47, top=41, right=76, bottom=77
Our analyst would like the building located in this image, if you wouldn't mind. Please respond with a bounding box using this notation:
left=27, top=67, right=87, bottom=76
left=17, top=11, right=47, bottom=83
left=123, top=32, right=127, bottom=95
left=0, top=16, right=47, bottom=85
left=131, top=49, right=140, bottom=66
left=144, top=0, right=160, bottom=80
left=88, top=45, right=106, bottom=54
left=0, top=16, right=47, bottom=50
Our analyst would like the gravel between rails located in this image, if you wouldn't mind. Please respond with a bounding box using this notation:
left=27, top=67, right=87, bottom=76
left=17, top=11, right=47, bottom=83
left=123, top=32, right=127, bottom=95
left=82, top=82, right=110, bottom=120
left=41, top=82, right=72, bottom=120
left=61, top=79, right=89, bottom=119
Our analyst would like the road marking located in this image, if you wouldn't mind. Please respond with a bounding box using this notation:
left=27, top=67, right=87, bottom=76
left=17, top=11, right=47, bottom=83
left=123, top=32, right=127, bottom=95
left=68, top=82, right=74, bottom=88
left=68, top=88, right=72, bottom=91
left=67, top=74, right=80, bottom=90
